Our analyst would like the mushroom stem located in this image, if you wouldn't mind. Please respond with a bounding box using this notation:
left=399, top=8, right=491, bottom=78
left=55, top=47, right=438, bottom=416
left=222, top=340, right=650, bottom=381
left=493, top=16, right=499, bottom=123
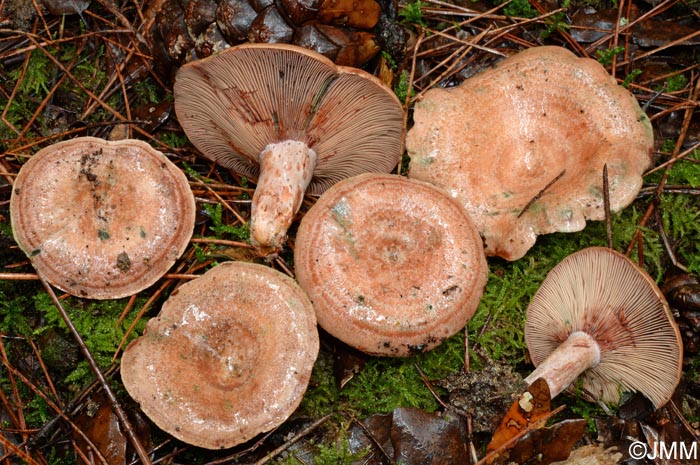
left=524, top=331, right=601, bottom=398
left=250, top=140, right=317, bottom=252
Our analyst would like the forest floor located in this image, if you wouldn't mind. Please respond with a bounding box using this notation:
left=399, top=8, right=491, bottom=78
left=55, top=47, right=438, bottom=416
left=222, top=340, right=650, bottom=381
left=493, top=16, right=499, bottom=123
left=0, top=0, right=699, bottom=464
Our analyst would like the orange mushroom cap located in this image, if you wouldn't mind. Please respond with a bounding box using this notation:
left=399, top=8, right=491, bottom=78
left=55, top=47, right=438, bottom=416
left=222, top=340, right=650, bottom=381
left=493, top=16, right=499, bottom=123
left=294, top=173, right=488, bottom=356
left=407, top=46, right=653, bottom=261
left=525, top=247, right=683, bottom=408
left=10, top=137, right=195, bottom=299
left=121, top=261, right=319, bottom=449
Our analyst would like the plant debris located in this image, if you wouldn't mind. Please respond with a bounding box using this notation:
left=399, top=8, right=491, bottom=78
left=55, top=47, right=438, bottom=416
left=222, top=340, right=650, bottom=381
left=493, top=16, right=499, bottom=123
left=1, top=0, right=700, bottom=463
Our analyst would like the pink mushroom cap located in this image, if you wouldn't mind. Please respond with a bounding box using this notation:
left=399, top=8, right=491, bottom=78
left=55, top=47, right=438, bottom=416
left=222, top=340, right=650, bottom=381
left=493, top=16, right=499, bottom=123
left=121, top=261, right=319, bottom=449
left=294, top=173, right=488, bottom=356
left=407, top=46, right=653, bottom=261
left=10, top=137, right=195, bottom=299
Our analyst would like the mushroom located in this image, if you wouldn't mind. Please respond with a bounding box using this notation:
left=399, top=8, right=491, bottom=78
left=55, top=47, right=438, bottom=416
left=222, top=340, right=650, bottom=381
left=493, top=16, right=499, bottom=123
left=294, top=173, right=488, bottom=356
left=10, top=137, right=195, bottom=299
left=173, top=43, right=404, bottom=254
left=120, top=261, right=319, bottom=449
left=524, top=247, right=683, bottom=408
left=406, top=46, right=653, bottom=261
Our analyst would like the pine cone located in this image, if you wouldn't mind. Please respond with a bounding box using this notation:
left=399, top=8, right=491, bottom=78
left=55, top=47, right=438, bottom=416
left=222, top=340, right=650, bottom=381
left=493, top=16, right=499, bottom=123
left=662, top=273, right=700, bottom=360
left=148, top=0, right=406, bottom=73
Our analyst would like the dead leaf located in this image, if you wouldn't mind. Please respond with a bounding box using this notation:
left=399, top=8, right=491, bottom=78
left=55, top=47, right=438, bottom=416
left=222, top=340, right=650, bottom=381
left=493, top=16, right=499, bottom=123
left=550, top=444, right=623, bottom=465
left=318, top=0, right=381, bottom=29
left=391, top=407, right=467, bottom=465
left=504, top=418, right=587, bottom=465
left=332, top=341, right=368, bottom=390
left=347, top=407, right=467, bottom=465
left=73, top=393, right=127, bottom=465
left=486, top=378, right=553, bottom=455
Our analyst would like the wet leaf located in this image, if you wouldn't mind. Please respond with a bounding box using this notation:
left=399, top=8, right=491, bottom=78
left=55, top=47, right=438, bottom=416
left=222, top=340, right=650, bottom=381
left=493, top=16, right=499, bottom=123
left=570, top=7, right=700, bottom=47
left=503, top=418, right=587, bottom=465
left=131, top=99, right=173, bottom=133
left=391, top=407, right=467, bottom=465
left=73, top=394, right=127, bottom=465
left=347, top=408, right=466, bottom=465
left=72, top=392, right=151, bottom=465
left=318, top=0, right=381, bottom=29
left=348, top=413, right=394, bottom=465
left=41, top=0, right=91, bottom=15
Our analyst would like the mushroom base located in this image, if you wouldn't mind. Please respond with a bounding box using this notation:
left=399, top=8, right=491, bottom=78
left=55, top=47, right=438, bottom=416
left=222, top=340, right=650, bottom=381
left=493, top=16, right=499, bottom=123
left=250, top=140, right=317, bottom=254
left=525, top=330, right=601, bottom=399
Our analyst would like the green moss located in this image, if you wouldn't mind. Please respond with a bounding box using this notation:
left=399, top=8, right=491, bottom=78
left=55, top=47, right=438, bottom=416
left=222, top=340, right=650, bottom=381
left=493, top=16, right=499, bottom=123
left=299, top=351, right=340, bottom=417
left=338, top=335, right=465, bottom=416
left=8, top=49, right=53, bottom=96
left=399, top=1, right=427, bottom=27
left=499, top=0, right=538, bottom=18
left=313, top=436, right=368, bottom=465
left=596, top=46, right=625, bottom=66
left=663, top=74, right=689, bottom=93
left=202, top=203, right=250, bottom=241
left=299, top=177, right=697, bottom=420
left=393, top=70, right=414, bottom=103
left=32, top=293, right=147, bottom=390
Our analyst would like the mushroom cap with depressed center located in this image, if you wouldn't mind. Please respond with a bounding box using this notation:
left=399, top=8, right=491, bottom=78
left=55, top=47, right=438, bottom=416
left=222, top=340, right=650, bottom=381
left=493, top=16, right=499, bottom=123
left=173, top=42, right=404, bottom=195
left=524, top=247, right=683, bottom=408
left=10, top=137, right=195, bottom=299
left=407, top=46, right=653, bottom=261
left=294, top=173, right=488, bottom=356
left=120, top=261, right=319, bottom=450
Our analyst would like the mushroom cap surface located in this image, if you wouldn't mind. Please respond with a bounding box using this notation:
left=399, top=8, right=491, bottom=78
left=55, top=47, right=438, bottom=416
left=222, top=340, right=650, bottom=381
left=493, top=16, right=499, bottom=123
left=294, top=173, right=488, bottom=356
left=173, top=43, right=404, bottom=195
left=524, top=247, right=683, bottom=408
left=10, top=137, right=195, bottom=299
left=120, top=261, right=319, bottom=449
left=407, top=46, right=653, bottom=261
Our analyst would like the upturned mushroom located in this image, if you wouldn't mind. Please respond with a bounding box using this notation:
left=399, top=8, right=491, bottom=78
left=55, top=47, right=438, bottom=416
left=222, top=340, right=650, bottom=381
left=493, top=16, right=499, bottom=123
left=10, top=137, right=195, bottom=299
left=407, top=46, right=653, bottom=261
left=173, top=43, right=404, bottom=254
left=120, top=261, right=319, bottom=449
left=294, top=173, right=488, bottom=356
left=524, top=247, right=683, bottom=408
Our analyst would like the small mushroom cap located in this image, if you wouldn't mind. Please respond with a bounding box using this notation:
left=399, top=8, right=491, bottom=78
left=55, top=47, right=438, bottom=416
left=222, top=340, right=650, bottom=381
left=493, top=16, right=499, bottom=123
left=173, top=43, right=404, bottom=195
left=525, top=247, right=683, bottom=408
left=10, top=137, right=195, bottom=299
left=120, top=261, right=319, bottom=450
left=407, top=46, right=653, bottom=261
left=294, top=173, right=488, bottom=356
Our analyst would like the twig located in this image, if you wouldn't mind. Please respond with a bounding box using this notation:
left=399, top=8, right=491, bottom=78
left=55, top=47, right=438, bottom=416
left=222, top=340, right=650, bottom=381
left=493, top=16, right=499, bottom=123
left=351, top=416, right=397, bottom=465
left=474, top=404, right=567, bottom=465
left=399, top=29, right=425, bottom=177
left=0, top=355, right=110, bottom=465
left=415, top=364, right=452, bottom=410
left=251, top=414, right=333, bottom=465
left=637, top=185, right=700, bottom=197
left=603, top=164, right=613, bottom=249
left=0, top=434, right=43, bottom=465
left=517, top=169, right=566, bottom=218
left=655, top=208, right=687, bottom=271
left=26, top=366, right=118, bottom=450
left=39, top=275, right=153, bottom=465
left=626, top=66, right=700, bottom=257
left=0, top=272, right=201, bottom=281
